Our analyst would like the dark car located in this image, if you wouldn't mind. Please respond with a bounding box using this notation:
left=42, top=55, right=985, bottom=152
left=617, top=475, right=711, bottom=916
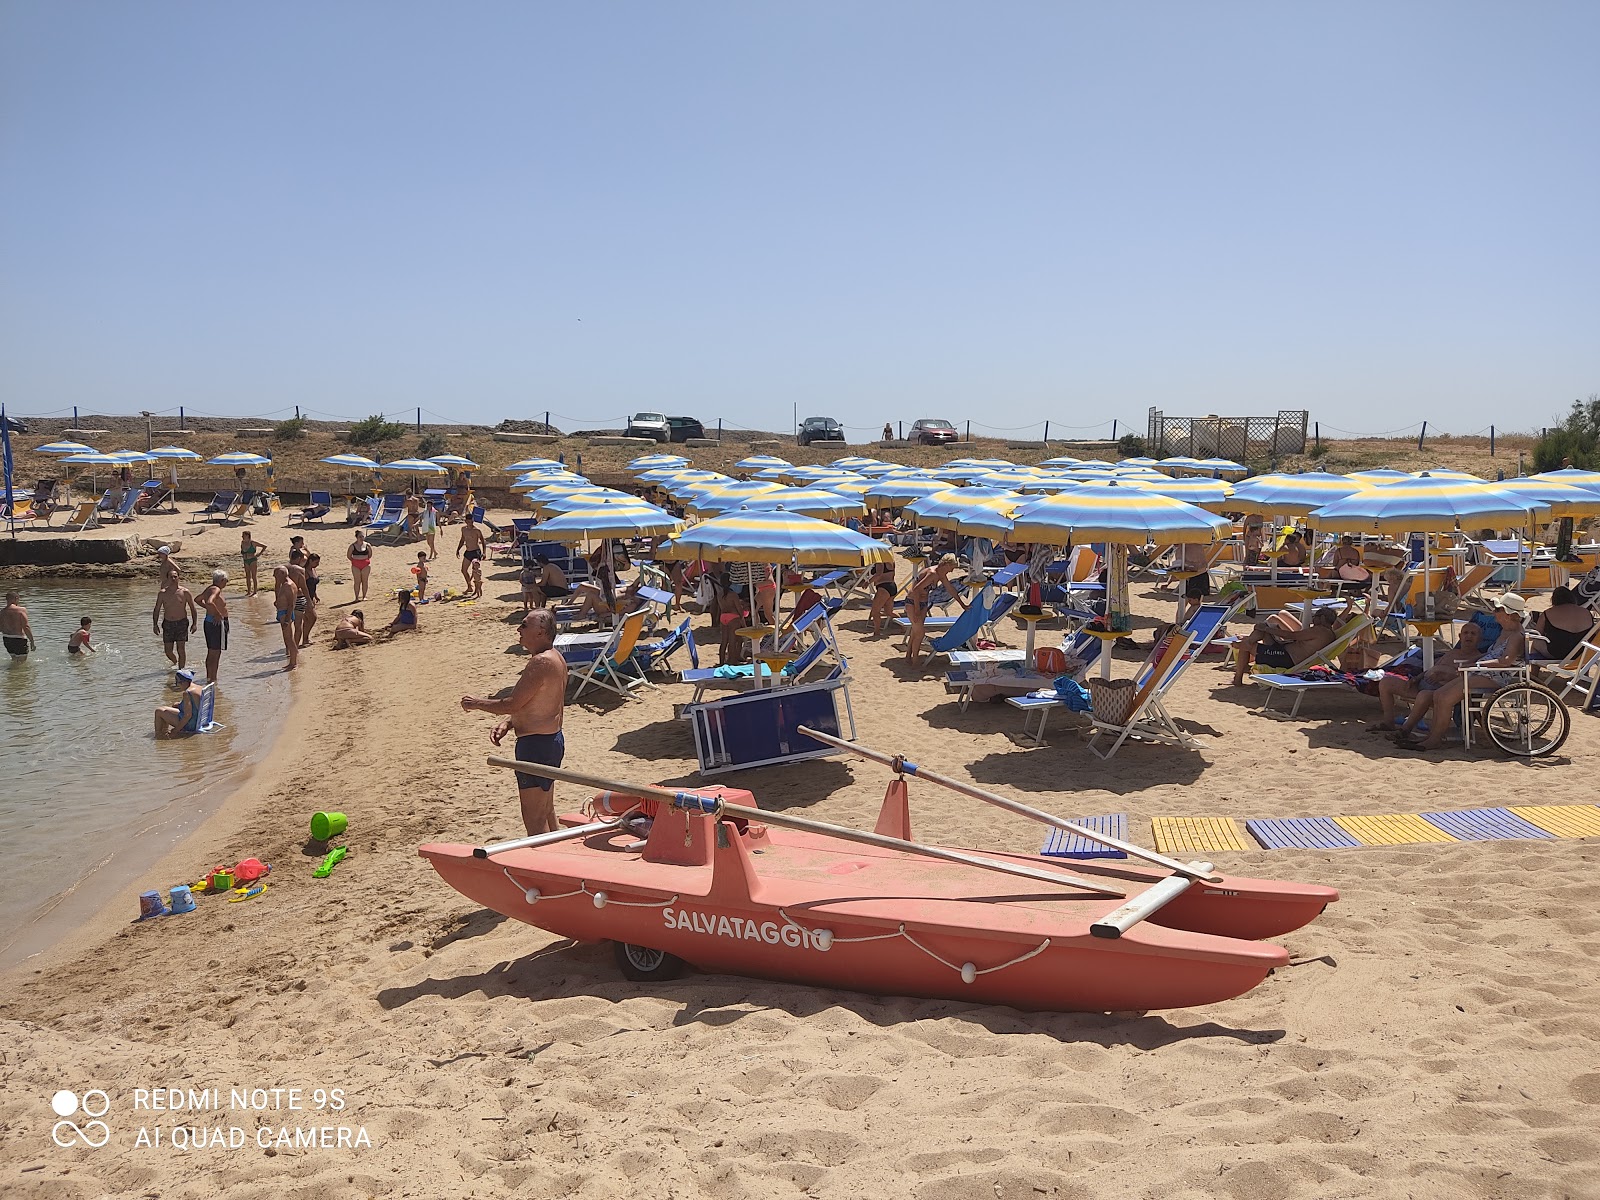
left=2, top=415, right=28, bottom=434
left=666, top=416, right=705, bottom=443
left=909, top=418, right=958, bottom=445
left=797, top=416, right=845, bottom=447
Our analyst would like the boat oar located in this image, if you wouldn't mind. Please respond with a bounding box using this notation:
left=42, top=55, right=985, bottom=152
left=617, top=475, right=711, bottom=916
left=474, top=817, right=630, bottom=859
left=795, top=725, right=1221, bottom=883
left=485, top=755, right=1126, bottom=898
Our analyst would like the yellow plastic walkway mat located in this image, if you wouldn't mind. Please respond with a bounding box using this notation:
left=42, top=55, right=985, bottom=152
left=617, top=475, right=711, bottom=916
left=1333, top=813, right=1455, bottom=846
left=1151, top=817, right=1251, bottom=854
left=1506, top=805, right=1600, bottom=839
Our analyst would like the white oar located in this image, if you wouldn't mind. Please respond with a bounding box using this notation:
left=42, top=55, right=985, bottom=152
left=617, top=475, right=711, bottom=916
left=795, top=724, right=1220, bottom=883
left=486, top=756, right=1126, bottom=898
left=474, top=817, right=629, bottom=859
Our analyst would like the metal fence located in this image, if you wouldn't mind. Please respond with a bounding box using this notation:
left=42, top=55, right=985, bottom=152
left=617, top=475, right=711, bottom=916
left=1146, top=408, right=1308, bottom=461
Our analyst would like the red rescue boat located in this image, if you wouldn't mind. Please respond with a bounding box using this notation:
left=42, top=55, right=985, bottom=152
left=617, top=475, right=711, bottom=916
left=420, top=746, right=1336, bottom=1013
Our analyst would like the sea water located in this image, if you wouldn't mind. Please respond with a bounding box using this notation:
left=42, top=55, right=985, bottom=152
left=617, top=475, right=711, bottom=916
left=0, top=578, right=293, bottom=968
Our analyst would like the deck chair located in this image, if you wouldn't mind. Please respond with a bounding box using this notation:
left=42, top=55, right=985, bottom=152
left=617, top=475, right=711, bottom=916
left=570, top=610, right=651, bottom=700
left=1534, top=640, right=1600, bottom=710
left=1251, top=617, right=1377, bottom=717
left=688, top=665, right=856, bottom=776
left=627, top=617, right=693, bottom=675
left=183, top=683, right=224, bottom=734
left=682, top=635, right=834, bottom=705
left=1054, top=546, right=1104, bottom=595
left=225, top=491, right=256, bottom=523
left=988, top=627, right=1110, bottom=733
left=294, top=491, right=333, bottom=525
left=101, top=488, right=141, bottom=522
left=366, top=495, right=406, bottom=538
left=190, top=491, right=234, bottom=523
left=62, top=501, right=101, bottom=532
left=1087, top=631, right=1199, bottom=759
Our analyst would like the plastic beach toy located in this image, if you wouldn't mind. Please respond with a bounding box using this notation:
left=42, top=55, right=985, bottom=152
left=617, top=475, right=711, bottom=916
left=138, top=890, right=169, bottom=920
left=168, top=884, right=197, bottom=914
left=310, top=812, right=348, bottom=841
left=312, top=847, right=348, bottom=878
left=229, top=883, right=266, bottom=903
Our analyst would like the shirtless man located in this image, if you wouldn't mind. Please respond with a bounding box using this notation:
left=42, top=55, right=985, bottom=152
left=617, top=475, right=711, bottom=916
left=456, top=514, right=487, bottom=599
left=2, top=592, right=37, bottom=658
left=272, top=566, right=300, bottom=671
left=1369, top=622, right=1482, bottom=732
left=154, top=546, right=181, bottom=588
left=152, top=574, right=199, bottom=670
left=196, top=570, right=230, bottom=681
left=155, top=670, right=205, bottom=738
left=460, top=608, right=568, bottom=835
left=1231, top=606, right=1340, bottom=685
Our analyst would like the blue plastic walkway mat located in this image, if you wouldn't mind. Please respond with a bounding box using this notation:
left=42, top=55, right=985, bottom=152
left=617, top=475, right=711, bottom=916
left=1040, top=814, right=1128, bottom=860
left=1246, top=816, right=1361, bottom=850
left=1420, top=807, right=1555, bottom=842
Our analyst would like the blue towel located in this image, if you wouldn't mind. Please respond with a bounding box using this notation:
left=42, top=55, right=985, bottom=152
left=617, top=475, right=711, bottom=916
left=1051, top=678, right=1092, bottom=711
left=712, top=663, right=772, bottom=679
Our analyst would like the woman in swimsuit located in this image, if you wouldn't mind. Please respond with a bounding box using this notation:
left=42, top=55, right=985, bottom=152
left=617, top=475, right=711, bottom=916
left=240, top=531, right=263, bottom=595
left=348, top=531, right=373, bottom=602
left=299, top=553, right=322, bottom=647
left=868, top=558, right=898, bottom=637
left=905, top=554, right=965, bottom=667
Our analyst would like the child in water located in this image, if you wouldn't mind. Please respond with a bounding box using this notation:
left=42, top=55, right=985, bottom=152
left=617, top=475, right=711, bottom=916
left=68, top=617, right=96, bottom=655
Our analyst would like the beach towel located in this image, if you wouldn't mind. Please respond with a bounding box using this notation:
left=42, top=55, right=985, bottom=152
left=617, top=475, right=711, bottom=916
left=1051, top=678, right=1093, bottom=711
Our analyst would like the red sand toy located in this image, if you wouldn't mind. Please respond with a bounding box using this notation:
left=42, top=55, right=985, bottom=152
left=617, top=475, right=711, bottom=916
left=420, top=731, right=1336, bottom=1013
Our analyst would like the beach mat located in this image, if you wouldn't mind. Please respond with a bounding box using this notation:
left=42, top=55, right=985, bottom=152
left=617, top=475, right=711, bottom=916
left=1039, top=814, right=1128, bottom=860
left=1246, top=816, right=1361, bottom=850
left=1333, top=813, right=1454, bottom=846
left=1420, top=807, right=1554, bottom=842
left=1151, top=816, right=1251, bottom=854
left=1506, top=805, right=1600, bottom=839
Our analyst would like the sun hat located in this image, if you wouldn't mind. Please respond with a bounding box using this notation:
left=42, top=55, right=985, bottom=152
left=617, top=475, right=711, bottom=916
left=1492, top=593, right=1527, bottom=614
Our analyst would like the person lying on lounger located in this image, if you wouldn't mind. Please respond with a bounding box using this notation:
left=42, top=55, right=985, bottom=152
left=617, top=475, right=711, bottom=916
left=1230, top=607, right=1340, bottom=685
left=1367, top=621, right=1482, bottom=732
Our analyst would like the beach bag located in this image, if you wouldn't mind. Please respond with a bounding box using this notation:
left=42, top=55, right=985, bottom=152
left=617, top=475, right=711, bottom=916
left=1338, top=562, right=1371, bottom=582
left=1035, top=646, right=1067, bottom=675
left=1087, top=677, right=1137, bottom=726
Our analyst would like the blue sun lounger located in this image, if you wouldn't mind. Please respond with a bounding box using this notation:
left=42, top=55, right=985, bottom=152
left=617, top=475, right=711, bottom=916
left=688, top=665, right=856, bottom=775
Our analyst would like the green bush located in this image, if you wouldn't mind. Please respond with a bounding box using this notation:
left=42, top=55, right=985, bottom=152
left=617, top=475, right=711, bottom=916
left=347, top=414, right=408, bottom=446
left=1532, top=395, right=1600, bottom=472
left=274, top=416, right=307, bottom=440
left=1116, top=433, right=1146, bottom=458
left=414, top=432, right=450, bottom=458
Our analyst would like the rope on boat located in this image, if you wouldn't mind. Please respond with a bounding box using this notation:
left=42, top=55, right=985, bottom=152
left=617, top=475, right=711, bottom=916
left=777, top=908, right=1052, bottom=985
left=498, top=868, right=677, bottom=910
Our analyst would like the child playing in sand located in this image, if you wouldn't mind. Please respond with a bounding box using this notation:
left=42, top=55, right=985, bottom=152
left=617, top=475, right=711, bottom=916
left=383, top=589, right=418, bottom=636
left=412, top=552, right=430, bottom=601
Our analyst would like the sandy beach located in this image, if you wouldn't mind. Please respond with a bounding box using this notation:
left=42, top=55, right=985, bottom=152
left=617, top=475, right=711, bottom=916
left=3, top=505, right=1598, bottom=1200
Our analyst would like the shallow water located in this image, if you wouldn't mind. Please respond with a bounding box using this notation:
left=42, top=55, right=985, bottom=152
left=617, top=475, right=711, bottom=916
left=0, top=578, right=293, bottom=967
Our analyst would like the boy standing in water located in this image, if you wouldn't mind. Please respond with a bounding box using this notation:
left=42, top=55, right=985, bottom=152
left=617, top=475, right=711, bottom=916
left=68, top=618, right=96, bottom=655
left=196, top=570, right=230, bottom=681
left=2, top=593, right=37, bottom=658
left=152, top=574, right=199, bottom=670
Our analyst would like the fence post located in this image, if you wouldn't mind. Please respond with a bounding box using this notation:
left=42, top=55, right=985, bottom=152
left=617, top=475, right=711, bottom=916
left=178, top=406, right=184, bottom=431
left=545, top=410, right=550, bottom=433
left=1042, top=420, right=1049, bottom=444
left=716, top=419, right=722, bottom=443
left=416, top=408, right=422, bottom=433
left=294, top=405, right=300, bottom=421
left=1314, top=422, right=1320, bottom=454
left=1490, top=425, right=1495, bottom=457
left=966, top=419, right=971, bottom=443
left=1111, top=419, right=1117, bottom=443
left=1417, top=421, right=1427, bottom=451
left=898, top=421, right=903, bottom=440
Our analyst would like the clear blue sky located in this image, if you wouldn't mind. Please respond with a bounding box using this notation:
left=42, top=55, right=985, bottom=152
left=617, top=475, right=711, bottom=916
left=2, top=2, right=1596, bottom=439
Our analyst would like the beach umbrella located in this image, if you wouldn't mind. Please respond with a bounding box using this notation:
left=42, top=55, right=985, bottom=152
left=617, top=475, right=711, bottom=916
left=56, top=451, right=120, bottom=493
left=635, top=466, right=719, bottom=485
left=1347, top=469, right=1410, bottom=482
left=151, top=445, right=201, bottom=461
left=320, top=453, right=382, bottom=470
left=508, top=457, right=572, bottom=473
left=1126, top=476, right=1236, bottom=510
left=1530, top=467, right=1600, bottom=488
left=854, top=462, right=921, bottom=478
left=207, top=452, right=273, bottom=467
left=739, top=488, right=867, bottom=520
left=933, top=464, right=1011, bottom=484
left=828, top=456, right=885, bottom=469
left=427, top=454, right=479, bottom=468
left=380, top=457, right=449, bottom=474
left=1157, top=456, right=1205, bottom=475
left=863, top=476, right=955, bottom=506
left=534, top=489, right=641, bottom=515
left=905, top=487, right=1024, bottom=531
left=627, top=453, right=691, bottom=472
left=1227, top=472, right=1365, bottom=516
left=682, top=480, right=783, bottom=515
left=1193, top=458, right=1247, bottom=477
left=1482, top=477, right=1600, bottom=516
left=734, top=454, right=793, bottom=471
left=750, top=466, right=794, bottom=481
left=1012, top=482, right=1231, bottom=644
left=1041, top=456, right=1082, bottom=466
left=783, top=464, right=859, bottom=483
left=509, top=471, right=589, bottom=490
left=944, top=458, right=1015, bottom=469
left=818, top=477, right=877, bottom=498
left=35, top=440, right=98, bottom=455
left=1117, top=457, right=1160, bottom=467
left=535, top=499, right=683, bottom=543
left=107, top=449, right=157, bottom=463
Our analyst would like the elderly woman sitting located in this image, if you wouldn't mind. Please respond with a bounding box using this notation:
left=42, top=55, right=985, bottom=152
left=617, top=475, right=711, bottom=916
left=1367, top=621, right=1482, bottom=732
left=1392, top=595, right=1528, bottom=750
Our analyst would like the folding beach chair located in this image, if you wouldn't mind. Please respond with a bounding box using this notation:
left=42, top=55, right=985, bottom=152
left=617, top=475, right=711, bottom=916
left=688, top=665, right=856, bottom=775
left=100, top=488, right=141, bottom=523
left=1535, top=640, right=1600, bottom=711
left=682, top=635, right=835, bottom=705
left=225, top=491, right=256, bottom=523
left=1087, top=631, right=1199, bottom=759
left=62, top=501, right=101, bottom=533
left=183, top=683, right=224, bottom=734
left=293, top=491, right=333, bottom=525
left=570, top=610, right=651, bottom=700
left=1251, top=617, right=1377, bottom=717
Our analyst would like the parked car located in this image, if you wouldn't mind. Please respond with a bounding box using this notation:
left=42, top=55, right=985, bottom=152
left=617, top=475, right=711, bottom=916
left=626, top=412, right=670, bottom=441
left=666, top=416, right=705, bottom=442
left=797, top=416, right=845, bottom=447
left=2, top=415, right=28, bottom=434
left=909, top=418, right=958, bottom=445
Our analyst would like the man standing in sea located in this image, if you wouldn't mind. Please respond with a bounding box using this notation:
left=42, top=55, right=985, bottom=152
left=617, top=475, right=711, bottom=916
left=272, top=566, right=300, bottom=671
left=196, top=569, right=230, bottom=682
left=460, top=608, right=567, bottom=835
left=1, top=592, right=37, bottom=659
left=152, top=572, right=199, bottom=671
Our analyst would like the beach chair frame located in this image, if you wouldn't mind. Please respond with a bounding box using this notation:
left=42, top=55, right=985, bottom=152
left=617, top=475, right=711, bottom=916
left=688, top=667, right=856, bottom=776
left=570, top=611, right=651, bottom=701
left=1087, top=631, right=1198, bottom=759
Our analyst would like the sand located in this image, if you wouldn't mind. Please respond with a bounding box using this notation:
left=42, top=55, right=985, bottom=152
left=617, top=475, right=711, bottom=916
left=2, top=508, right=1598, bottom=1199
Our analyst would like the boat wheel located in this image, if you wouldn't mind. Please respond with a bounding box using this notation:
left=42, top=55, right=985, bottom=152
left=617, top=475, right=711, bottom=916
left=613, top=941, right=685, bottom=982
left=1479, top=682, right=1569, bottom=757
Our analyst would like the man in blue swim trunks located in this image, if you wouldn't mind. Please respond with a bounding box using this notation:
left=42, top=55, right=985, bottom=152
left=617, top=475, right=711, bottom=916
left=460, top=608, right=568, bottom=834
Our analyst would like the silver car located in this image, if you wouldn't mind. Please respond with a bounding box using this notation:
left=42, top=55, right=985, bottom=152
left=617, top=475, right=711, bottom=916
left=626, top=412, right=669, bottom=442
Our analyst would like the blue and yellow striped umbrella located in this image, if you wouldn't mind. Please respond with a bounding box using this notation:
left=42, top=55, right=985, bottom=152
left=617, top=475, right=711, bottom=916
left=658, top=509, right=893, bottom=566
left=828, top=456, right=886, bottom=469
left=1347, top=469, right=1410, bottom=483
left=627, top=454, right=691, bottom=472
left=1125, top=476, right=1235, bottom=510
left=1530, top=467, right=1600, bottom=489
left=734, top=454, right=792, bottom=471
left=1193, top=457, right=1247, bottom=477
left=1309, top=473, right=1538, bottom=533
left=1227, top=472, right=1364, bottom=516
left=905, top=487, right=1024, bottom=533
left=863, top=476, right=953, bottom=506
left=208, top=451, right=273, bottom=468
left=1409, top=468, right=1481, bottom=481
left=1488, top=477, right=1600, bottom=517
left=502, top=457, right=565, bottom=472
left=35, top=440, right=98, bottom=455
left=682, top=480, right=783, bottom=515
left=739, top=487, right=867, bottom=520
left=1011, top=481, right=1231, bottom=545
left=534, top=499, right=683, bottom=542
left=534, top=489, right=641, bottom=515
